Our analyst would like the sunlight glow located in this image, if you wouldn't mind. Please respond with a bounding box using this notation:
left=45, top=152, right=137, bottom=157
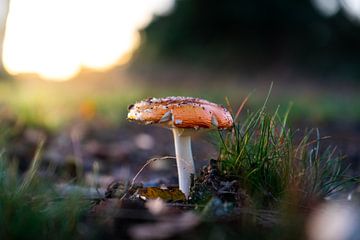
left=3, top=0, right=173, bottom=81
left=312, top=0, right=360, bottom=21
left=341, top=0, right=360, bottom=22
left=311, top=0, right=340, bottom=17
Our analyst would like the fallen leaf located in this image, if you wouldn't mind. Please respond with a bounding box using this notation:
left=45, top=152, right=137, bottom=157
left=136, top=187, right=186, bottom=202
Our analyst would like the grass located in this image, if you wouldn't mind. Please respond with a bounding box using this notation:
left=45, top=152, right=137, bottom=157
left=0, top=145, right=90, bottom=239
left=0, top=77, right=359, bottom=238
left=218, top=91, right=359, bottom=207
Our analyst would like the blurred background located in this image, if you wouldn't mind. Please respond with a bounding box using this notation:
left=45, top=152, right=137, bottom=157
left=0, top=0, right=359, bottom=184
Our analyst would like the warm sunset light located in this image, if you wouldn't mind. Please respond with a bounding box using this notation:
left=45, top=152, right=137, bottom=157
left=3, top=0, right=173, bottom=81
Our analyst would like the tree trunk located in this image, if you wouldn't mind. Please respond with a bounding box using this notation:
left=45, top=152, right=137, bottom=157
left=0, top=0, right=10, bottom=77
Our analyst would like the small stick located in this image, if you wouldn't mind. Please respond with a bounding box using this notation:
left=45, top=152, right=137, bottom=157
left=119, top=156, right=177, bottom=200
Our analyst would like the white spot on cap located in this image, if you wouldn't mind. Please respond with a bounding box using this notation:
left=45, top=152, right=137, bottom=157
left=159, top=111, right=172, bottom=123
left=175, top=119, right=183, bottom=125
left=211, top=115, right=218, bottom=127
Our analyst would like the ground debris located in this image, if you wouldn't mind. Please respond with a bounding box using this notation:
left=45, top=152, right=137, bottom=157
left=136, top=186, right=186, bottom=202
left=90, top=159, right=280, bottom=238
left=128, top=211, right=200, bottom=240
left=104, top=180, right=141, bottom=199
left=190, top=159, right=249, bottom=207
left=105, top=181, right=186, bottom=202
left=91, top=186, right=196, bottom=239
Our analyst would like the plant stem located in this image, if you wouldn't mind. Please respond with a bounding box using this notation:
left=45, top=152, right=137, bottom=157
left=172, top=128, right=195, bottom=198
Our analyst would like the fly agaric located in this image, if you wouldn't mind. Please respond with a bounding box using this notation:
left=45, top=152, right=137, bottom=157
left=127, top=96, right=233, bottom=198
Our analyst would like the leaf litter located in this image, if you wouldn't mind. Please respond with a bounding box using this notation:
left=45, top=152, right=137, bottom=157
left=91, top=157, right=257, bottom=239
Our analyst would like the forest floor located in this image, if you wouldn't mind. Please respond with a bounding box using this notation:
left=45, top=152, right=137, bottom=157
left=0, top=66, right=360, bottom=239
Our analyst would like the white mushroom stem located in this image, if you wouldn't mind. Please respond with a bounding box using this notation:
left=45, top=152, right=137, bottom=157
left=172, top=128, right=195, bottom=198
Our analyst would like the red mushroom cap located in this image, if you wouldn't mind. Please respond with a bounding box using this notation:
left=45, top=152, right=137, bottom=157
left=127, top=96, right=233, bottom=129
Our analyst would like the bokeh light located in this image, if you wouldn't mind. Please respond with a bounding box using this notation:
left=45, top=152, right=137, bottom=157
left=3, top=0, right=174, bottom=81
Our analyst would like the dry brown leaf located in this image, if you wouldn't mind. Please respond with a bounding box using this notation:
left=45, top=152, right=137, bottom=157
left=137, top=187, right=186, bottom=202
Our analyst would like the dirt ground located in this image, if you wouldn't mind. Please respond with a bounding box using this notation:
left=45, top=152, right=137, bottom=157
left=3, top=116, right=359, bottom=191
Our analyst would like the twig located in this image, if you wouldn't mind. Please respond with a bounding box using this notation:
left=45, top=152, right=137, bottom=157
left=131, top=156, right=177, bottom=187
left=120, top=156, right=177, bottom=200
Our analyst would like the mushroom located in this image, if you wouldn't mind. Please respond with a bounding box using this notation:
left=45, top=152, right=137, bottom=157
left=127, top=96, right=233, bottom=198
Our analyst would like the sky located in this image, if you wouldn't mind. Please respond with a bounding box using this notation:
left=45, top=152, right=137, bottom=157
left=3, top=0, right=174, bottom=81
